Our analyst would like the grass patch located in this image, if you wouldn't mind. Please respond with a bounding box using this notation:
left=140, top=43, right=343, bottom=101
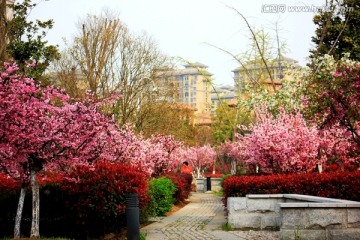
left=221, top=222, right=232, bottom=231
left=140, top=231, right=147, bottom=240
left=212, top=190, right=224, bottom=197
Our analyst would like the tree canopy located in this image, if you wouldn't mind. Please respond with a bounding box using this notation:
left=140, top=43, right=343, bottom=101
left=5, top=0, right=59, bottom=81
left=309, top=0, right=360, bottom=63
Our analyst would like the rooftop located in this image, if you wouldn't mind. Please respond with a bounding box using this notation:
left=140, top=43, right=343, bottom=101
left=232, top=56, right=301, bottom=72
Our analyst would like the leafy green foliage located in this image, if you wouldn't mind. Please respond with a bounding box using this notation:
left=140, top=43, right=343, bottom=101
left=6, top=0, right=59, bottom=80
left=147, top=177, right=176, bottom=216
left=140, top=232, right=147, bottom=240
left=140, top=102, right=196, bottom=146
left=238, top=70, right=304, bottom=117
left=211, top=101, right=252, bottom=143
left=309, top=0, right=360, bottom=62
left=221, top=222, right=232, bottom=231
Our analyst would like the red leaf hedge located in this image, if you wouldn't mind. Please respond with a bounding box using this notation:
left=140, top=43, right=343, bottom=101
left=223, top=171, right=360, bottom=205
left=61, top=161, right=150, bottom=219
left=0, top=173, right=20, bottom=195
left=164, top=172, right=192, bottom=204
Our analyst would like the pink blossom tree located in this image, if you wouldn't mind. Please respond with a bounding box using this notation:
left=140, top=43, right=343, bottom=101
left=0, top=62, right=75, bottom=238
left=230, top=105, right=358, bottom=174
left=0, top=62, right=190, bottom=237
left=235, top=108, right=323, bottom=174
left=319, top=124, right=359, bottom=169
left=303, top=55, right=360, bottom=158
left=180, top=145, right=217, bottom=178
left=0, top=63, right=130, bottom=238
left=148, top=134, right=183, bottom=177
left=219, top=141, right=246, bottom=175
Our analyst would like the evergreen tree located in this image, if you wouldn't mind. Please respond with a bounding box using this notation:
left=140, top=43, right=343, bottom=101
left=309, top=0, right=360, bottom=63
left=6, top=0, right=59, bottom=81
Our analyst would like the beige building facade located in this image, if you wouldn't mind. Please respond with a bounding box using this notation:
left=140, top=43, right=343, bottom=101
left=155, top=62, right=212, bottom=124
left=210, top=85, right=237, bottom=114
left=232, top=56, right=300, bottom=94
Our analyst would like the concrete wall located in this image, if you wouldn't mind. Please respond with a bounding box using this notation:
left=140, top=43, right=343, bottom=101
left=227, top=194, right=284, bottom=230
left=227, top=194, right=360, bottom=240
left=195, top=178, right=222, bottom=192
left=195, top=178, right=205, bottom=192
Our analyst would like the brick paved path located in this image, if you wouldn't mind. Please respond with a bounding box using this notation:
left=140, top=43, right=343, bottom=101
left=142, top=192, right=278, bottom=240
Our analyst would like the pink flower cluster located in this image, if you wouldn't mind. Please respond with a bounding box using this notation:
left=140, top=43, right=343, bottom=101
left=0, top=63, right=185, bottom=181
left=225, top=107, right=358, bottom=174
left=178, top=144, right=217, bottom=178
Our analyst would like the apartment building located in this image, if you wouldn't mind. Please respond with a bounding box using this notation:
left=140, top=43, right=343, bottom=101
left=210, top=85, right=237, bottom=114
left=232, top=56, right=300, bottom=94
left=155, top=62, right=213, bottom=124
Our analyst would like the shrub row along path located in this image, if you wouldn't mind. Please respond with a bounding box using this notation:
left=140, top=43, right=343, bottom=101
left=141, top=192, right=278, bottom=240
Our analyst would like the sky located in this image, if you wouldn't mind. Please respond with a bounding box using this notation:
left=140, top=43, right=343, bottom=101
left=29, top=0, right=327, bottom=86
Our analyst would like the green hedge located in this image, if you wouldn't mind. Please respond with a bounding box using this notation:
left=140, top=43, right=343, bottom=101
left=147, top=177, right=176, bottom=216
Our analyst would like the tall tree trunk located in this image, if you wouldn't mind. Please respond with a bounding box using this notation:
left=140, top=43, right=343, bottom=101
left=231, top=160, right=236, bottom=175
left=196, top=167, right=201, bottom=179
left=14, top=185, right=26, bottom=238
left=30, top=170, right=40, bottom=238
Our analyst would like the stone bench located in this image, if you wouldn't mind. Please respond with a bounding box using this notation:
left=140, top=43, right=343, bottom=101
left=227, top=194, right=360, bottom=240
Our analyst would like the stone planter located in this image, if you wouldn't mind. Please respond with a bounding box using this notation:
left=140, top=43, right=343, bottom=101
left=195, top=177, right=223, bottom=192
left=227, top=194, right=360, bottom=239
left=195, top=178, right=205, bottom=192
left=210, top=178, right=222, bottom=192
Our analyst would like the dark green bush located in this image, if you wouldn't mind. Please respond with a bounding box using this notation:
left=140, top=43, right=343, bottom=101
left=147, top=177, right=176, bottom=216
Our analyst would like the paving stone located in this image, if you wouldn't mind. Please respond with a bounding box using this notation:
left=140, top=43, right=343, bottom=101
left=142, top=192, right=279, bottom=240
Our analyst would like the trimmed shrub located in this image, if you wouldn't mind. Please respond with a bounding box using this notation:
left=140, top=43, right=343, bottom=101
left=164, top=172, right=191, bottom=204
left=0, top=173, right=73, bottom=238
left=0, top=173, right=21, bottom=237
left=0, top=163, right=150, bottom=238
left=223, top=171, right=360, bottom=206
left=220, top=173, right=232, bottom=189
left=61, top=161, right=149, bottom=221
left=147, top=177, right=176, bottom=216
left=58, top=161, right=148, bottom=238
left=0, top=173, right=20, bottom=194
left=324, top=162, right=358, bottom=172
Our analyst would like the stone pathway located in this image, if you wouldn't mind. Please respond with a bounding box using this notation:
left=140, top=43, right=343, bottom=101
left=141, top=192, right=278, bottom=240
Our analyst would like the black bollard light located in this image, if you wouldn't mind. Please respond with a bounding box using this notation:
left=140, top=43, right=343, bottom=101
left=126, top=193, right=140, bottom=240
left=206, top=176, right=211, bottom=191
